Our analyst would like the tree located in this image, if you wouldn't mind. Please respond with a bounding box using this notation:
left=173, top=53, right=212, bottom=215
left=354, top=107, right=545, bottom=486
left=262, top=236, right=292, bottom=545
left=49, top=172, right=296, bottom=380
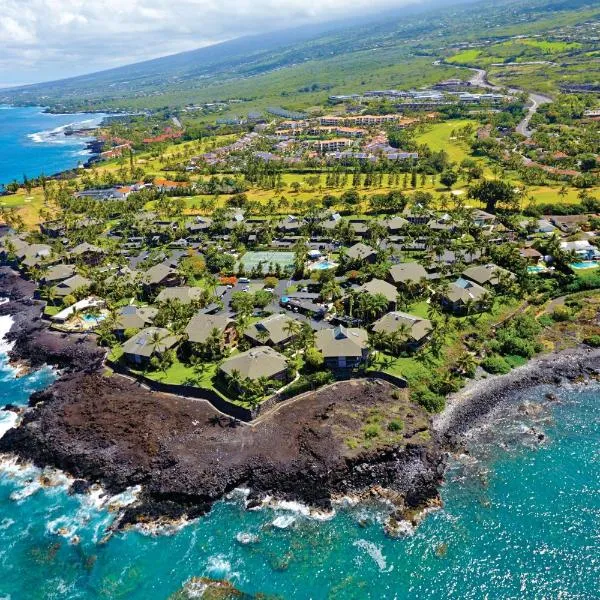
left=468, top=179, right=517, bottom=214
left=305, top=347, right=324, bottom=370
left=579, top=154, right=597, bottom=173
left=440, top=170, right=458, bottom=190
left=227, top=369, right=243, bottom=393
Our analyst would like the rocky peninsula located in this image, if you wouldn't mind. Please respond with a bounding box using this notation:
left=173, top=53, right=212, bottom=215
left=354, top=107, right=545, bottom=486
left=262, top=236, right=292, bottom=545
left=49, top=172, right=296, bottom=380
left=2, top=265, right=599, bottom=528
left=0, top=267, right=445, bottom=527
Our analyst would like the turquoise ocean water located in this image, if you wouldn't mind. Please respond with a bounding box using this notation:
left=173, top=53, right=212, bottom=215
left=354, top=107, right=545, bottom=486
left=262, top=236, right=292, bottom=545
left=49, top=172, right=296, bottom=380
left=0, top=312, right=598, bottom=599
left=0, top=106, right=107, bottom=187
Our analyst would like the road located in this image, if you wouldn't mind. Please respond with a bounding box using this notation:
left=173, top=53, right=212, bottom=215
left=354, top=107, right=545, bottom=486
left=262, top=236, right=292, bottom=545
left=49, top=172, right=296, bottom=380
left=462, top=66, right=552, bottom=138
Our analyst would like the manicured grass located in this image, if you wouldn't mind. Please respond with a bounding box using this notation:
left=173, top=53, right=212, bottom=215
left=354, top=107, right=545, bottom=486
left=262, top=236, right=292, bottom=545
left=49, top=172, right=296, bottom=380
left=415, top=119, right=480, bottom=164
left=0, top=188, right=49, bottom=228
left=143, top=359, right=218, bottom=388
left=43, top=305, right=62, bottom=317
left=447, top=49, right=484, bottom=65
left=407, top=300, right=431, bottom=319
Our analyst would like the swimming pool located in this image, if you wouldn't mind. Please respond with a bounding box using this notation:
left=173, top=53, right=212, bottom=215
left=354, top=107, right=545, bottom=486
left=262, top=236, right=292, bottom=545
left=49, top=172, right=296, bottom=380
left=82, top=313, right=106, bottom=324
left=570, top=261, right=599, bottom=270
left=310, top=260, right=338, bottom=271
left=527, top=265, right=546, bottom=274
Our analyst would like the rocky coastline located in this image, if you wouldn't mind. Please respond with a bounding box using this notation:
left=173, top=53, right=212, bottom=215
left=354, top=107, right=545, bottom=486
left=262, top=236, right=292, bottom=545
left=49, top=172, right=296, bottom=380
left=0, top=268, right=445, bottom=528
left=435, top=346, right=600, bottom=448
left=1, top=265, right=598, bottom=529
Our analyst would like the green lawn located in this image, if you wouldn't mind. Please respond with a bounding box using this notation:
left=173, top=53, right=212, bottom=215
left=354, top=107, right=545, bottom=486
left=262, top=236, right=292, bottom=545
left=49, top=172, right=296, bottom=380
left=407, top=300, right=431, bottom=319
left=415, top=120, right=480, bottom=164
left=143, top=359, right=218, bottom=388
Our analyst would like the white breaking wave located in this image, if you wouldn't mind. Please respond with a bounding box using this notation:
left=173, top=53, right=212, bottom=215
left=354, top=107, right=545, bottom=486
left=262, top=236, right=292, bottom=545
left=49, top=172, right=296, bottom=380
left=0, top=314, right=14, bottom=355
left=27, top=117, right=102, bottom=146
left=353, top=539, right=394, bottom=572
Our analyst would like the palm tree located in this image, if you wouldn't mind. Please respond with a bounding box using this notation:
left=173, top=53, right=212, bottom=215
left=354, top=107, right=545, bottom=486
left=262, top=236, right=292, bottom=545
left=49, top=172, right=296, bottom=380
left=455, top=352, right=477, bottom=377
left=321, top=279, right=343, bottom=302
left=227, top=369, right=243, bottom=393
left=390, top=323, right=411, bottom=354
left=284, top=319, right=302, bottom=352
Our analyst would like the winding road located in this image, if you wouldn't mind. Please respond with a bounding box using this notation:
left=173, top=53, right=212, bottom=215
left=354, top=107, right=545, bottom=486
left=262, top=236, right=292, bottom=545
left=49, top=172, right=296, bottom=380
left=464, top=67, right=553, bottom=137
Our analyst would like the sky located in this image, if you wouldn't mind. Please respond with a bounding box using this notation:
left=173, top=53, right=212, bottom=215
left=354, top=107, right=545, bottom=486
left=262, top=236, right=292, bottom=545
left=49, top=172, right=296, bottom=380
left=0, top=0, right=422, bottom=87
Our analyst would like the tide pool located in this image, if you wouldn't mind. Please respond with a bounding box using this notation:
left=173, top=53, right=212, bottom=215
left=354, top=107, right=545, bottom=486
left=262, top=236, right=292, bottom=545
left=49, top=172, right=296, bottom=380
left=0, top=105, right=108, bottom=186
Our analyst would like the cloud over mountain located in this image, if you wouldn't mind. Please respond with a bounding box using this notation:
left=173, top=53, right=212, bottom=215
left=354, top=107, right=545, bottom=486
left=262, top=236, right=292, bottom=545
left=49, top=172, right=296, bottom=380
left=0, top=0, right=419, bottom=85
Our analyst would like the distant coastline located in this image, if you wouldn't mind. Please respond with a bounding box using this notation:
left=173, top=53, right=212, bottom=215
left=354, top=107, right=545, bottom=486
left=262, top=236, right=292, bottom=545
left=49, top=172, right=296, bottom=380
left=0, top=106, right=110, bottom=186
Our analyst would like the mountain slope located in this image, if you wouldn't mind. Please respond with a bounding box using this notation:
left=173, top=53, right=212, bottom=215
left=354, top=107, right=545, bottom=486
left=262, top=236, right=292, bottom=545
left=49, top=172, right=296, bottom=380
left=0, top=0, right=596, bottom=111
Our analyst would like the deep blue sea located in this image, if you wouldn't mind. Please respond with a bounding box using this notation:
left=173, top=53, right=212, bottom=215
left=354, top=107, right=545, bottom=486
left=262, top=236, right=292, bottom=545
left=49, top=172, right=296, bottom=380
left=0, top=106, right=107, bottom=187
left=0, top=307, right=597, bottom=599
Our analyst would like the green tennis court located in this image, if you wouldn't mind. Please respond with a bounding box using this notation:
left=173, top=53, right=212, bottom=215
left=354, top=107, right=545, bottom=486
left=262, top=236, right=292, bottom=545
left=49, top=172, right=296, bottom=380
left=239, top=251, right=295, bottom=272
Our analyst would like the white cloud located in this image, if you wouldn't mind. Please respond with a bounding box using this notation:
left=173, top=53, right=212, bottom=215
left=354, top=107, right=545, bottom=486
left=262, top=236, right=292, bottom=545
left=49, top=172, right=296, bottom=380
left=0, top=0, right=419, bottom=84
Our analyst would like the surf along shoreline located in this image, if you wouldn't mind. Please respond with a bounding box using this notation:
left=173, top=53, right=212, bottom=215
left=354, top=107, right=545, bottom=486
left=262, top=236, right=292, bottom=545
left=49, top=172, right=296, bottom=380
left=0, top=105, right=110, bottom=187
left=0, top=266, right=599, bottom=530
left=0, top=267, right=445, bottom=529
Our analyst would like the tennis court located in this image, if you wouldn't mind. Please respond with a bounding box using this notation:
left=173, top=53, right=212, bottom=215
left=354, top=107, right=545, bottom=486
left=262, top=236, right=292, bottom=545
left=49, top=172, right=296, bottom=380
left=238, top=251, right=295, bottom=273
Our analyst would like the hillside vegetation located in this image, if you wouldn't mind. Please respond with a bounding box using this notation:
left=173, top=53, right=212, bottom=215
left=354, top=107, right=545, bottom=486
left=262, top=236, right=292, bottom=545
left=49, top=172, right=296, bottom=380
left=1, top=0, right=598, bottom=112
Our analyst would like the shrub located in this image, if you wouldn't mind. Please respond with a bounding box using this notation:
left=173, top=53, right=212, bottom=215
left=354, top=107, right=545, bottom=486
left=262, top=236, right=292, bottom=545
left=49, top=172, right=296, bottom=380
left=584, top=335, right=600, bottom=348
left=363, top=423, right=381, bottom=439
left=387, top=419, right=404, bottom=432
left=413, top=387, right=445, bottom=413
left=481, top=355, right=511, bottom=375
left=304, top=347, right=325, bottom=370
left=537, top=314, right=553, bottom=327
left=62, top=294, right=76, bottom=307
left=123, top=327, right=140, bottom=340
left=551, top=305, right=573, bottom=322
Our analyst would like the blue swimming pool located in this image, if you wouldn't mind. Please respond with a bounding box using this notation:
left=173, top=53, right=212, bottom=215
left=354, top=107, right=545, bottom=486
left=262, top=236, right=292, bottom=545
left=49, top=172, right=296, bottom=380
left=82, top=313, right=105, bottom=324
left=527, top=265, right=546, bottom=274
left=570, top=261, right=599, bottom=270
left=310, top=261, right=337, bottom=271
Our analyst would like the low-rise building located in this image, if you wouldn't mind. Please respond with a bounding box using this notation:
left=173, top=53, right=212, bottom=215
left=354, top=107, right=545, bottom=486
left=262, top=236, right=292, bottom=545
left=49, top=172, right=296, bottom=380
left=388, top=262, right=428, bottom=287
left=462, top=264, right=512, bottom=287
left=185, top=313, right=236, bottom=346
left=219, top=346, right=288, bottom=383
left=443, top=278, right=489, bottom=314
left=358, top=278, right=399, bottom=309
left=371, top=311, right=432, bottom=350
left=70, top=242, right=105, bottom=265
left=122, top=327, right=180, bottom=366
left=315, top=326, right=369, bottom=369
left=346, top=242, right=377, bottom=264
left=156, top=286, right=205, bottom=305
left=244, top=314, right=298, bottom=348
left=113, top=305, right=158, bottom=339
left=51, top=274, right=92, bottom=299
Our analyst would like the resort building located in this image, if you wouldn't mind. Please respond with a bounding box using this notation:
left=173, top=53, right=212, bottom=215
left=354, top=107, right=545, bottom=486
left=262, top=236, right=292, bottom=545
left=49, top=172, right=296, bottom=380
left=219, top=346, right=288, bottom=383
left=184, top=313, right=236, bottom=346
left=388, top=262, right=428, bottom=287
left=113, top=306, right=158, bottom=339
left=358, top=278, right=399, bottom=309
left=122, top=327, right=180, bottom=366
left=244, top=314, right=298, bottom=348
left=315, top=326, right=369, bottom=370
left=442, top=278, right=489, bottom=314
left=371, top=311, right=433, bottom=350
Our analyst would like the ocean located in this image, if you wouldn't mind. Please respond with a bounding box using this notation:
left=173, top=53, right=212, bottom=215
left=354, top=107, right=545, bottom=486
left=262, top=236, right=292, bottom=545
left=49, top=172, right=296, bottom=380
left=0, top=308, right=598, bottom=599
left=0, top=106, right=108, bottom=187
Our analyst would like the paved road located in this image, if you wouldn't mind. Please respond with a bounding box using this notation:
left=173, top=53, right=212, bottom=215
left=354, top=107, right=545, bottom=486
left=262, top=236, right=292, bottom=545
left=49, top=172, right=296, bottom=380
left=462, top=66, right=552, bottom=138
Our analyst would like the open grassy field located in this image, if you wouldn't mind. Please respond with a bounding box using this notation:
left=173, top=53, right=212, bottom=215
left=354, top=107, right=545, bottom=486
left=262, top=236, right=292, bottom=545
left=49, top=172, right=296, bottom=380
left=415, top=119, right=480, bottom=163
left=0, top=187, right=50, bottom=228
